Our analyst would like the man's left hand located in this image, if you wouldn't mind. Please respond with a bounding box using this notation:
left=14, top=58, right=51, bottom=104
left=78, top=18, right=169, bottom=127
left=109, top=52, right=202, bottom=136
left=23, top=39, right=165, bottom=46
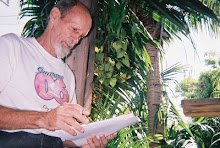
left=82, top=132, right=117, bottom=148
left=63, top=132, right=117, bottom=148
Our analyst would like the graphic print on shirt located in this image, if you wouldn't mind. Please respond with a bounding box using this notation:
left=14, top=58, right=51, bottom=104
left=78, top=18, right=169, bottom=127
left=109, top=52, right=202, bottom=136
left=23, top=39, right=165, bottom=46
left=34, top=67, right=69, bottom=104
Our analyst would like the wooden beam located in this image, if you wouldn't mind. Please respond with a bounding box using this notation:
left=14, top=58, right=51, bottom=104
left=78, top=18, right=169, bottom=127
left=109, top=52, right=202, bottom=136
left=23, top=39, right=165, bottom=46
left=181, top=98, right=220, bottom=117
left=183, top=105, right=220, bottom=112
left=183, top=111, right=220, bottom=117
left=181, top=98, right=220, bottom=105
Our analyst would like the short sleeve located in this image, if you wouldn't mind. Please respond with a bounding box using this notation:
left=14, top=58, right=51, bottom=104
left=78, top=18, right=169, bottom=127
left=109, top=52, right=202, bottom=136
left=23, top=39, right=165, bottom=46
left=0, top=34, right=17, bottom=92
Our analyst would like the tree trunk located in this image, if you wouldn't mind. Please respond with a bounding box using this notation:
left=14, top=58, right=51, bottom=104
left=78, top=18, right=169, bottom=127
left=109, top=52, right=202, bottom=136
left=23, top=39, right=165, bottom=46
left=145, top=22, right=164, bottom=147
left=146, top=43, right=163, bottom=135
left=67, top=0, right=98, bottom=110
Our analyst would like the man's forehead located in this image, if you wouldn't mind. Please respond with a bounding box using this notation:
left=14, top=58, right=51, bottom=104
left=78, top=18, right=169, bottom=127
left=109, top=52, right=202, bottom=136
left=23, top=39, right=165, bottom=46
left=63, top=5, right=91, bottom=22
left=68, top=2, right=90, bottom=16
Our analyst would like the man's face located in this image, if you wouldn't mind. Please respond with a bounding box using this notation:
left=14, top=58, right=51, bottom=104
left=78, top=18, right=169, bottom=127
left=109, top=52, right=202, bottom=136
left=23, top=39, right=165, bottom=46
left=52, top=5, right=92, bottom=59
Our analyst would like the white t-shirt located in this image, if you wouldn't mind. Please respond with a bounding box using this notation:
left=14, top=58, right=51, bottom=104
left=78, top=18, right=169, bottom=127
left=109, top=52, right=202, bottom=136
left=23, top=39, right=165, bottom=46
left=0, top=33, right=77, bottom=135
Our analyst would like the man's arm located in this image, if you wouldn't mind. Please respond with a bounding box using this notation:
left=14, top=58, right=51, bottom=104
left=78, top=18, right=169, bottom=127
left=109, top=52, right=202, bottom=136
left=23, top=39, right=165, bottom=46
left=0, top=105, right=45, bottom=130
left=0, top=103, right=90, bottom=136
left=0, top=104, right=118, bottom=147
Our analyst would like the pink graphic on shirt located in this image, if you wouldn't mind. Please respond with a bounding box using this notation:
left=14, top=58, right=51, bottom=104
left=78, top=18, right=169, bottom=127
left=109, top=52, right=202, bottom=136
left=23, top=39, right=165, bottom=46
left=35, top=72, right=69, bottom=104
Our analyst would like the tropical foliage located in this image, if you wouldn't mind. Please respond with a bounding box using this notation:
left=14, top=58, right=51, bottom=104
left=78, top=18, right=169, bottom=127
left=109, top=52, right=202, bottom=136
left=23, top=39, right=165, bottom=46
left=176, top=51, right=220, bottom=99
left=19, top=0, right=220, bottom=147
left=204, top=51, right=220, bottom=69
left=173, top=51, right=220, bottom=147
left=164, top=95, right=220, bottom=148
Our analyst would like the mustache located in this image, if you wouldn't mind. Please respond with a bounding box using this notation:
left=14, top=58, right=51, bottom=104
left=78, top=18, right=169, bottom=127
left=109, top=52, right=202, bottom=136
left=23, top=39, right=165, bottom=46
left=61, top=38, right=75, bottom=49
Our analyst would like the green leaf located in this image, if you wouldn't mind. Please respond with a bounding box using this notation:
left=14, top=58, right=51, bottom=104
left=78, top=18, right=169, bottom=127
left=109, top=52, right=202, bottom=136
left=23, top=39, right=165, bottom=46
left=109, top=66, right=114, bottom=73
left=116, top=62, right=122, bottom=69
left=109, top=58, right=115, bottom=66
left=131, top=23, right=137, bottom=37
left=95, top=47, right=100, bottom=53
left=110, top=78, right=117, bottom=87
left=108, top=33, right=117, bottom=42
left=98, top=65, right=104, bottom=71
left=104, top=63, right=110, bottom=71
left=106, top=72, right=112, bottom=78
left=117, top=51, right=125, bottom=58
left=113, top=41, right=122, bottom=51
left=96, top=53, right=104, bottom=62
left=122, top=58, right=130, bottom=67
left=121, top=28, right=127, bottom=38
left=99, top=78, right=104, bottom=84
left=122, top=41, right=128, bottom=51
left=120, top=72, right=127, bottom=79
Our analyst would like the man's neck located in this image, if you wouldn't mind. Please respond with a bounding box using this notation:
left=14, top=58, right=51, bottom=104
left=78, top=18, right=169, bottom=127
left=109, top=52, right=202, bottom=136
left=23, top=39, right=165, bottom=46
left=36, top=32, right=57, bottom=58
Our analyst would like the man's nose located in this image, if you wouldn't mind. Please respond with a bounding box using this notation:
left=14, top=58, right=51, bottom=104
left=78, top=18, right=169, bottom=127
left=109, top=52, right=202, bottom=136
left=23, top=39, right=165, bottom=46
left=72, top=36, right=80, bottom=45
left=75, top=37, right=80, bottom=44
left=71, top=32, right=85, bottom=45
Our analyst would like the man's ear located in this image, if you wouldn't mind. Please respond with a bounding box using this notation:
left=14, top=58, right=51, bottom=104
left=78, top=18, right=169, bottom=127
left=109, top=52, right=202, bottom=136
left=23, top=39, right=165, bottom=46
left=50, top=7, right=61, bottom=22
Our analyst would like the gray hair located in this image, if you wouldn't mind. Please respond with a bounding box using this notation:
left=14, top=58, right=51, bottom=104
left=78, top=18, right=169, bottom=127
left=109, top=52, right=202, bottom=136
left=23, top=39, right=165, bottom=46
left=54, top=0, right=78, bottom=18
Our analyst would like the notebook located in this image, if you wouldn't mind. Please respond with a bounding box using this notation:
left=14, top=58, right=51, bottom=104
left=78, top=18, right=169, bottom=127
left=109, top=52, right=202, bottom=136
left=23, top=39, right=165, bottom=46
left=44, top=113, right=140, bottom=146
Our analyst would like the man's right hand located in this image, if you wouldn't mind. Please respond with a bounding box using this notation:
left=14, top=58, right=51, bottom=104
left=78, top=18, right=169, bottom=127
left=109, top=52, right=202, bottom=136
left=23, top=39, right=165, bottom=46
left=40, top=103, right=90, bottom=136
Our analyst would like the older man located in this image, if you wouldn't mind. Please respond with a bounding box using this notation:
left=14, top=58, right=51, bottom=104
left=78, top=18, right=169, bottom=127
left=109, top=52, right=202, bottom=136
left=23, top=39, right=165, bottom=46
left=0, top=0, right=116, bottom=147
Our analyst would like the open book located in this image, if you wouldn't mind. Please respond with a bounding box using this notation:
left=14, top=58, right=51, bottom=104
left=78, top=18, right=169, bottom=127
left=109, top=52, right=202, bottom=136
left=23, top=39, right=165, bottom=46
left=44, top=113, right=140, bottom=146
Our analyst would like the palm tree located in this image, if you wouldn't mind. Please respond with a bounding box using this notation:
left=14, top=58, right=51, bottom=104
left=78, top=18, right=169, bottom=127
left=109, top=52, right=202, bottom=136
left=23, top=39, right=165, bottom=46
left=129, top=1, right=219, bottom=146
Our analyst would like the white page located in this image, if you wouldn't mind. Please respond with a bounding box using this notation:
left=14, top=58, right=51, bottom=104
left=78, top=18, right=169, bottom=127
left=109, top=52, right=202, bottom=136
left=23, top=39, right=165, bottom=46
left=43, top=113, right=140, bottom=146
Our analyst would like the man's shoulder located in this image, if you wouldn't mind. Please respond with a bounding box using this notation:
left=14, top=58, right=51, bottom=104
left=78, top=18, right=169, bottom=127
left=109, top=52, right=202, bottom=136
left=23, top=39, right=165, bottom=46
left=0, top=33, right=24, bottom=43
left=1, top=33, right=33, bottom=45
left=1, top=33, right=20, bottom=39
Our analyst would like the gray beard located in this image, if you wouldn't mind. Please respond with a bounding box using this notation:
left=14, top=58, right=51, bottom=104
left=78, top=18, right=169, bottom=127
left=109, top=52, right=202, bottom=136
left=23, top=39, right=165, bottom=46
left=54, top=43, right=71, bottom=59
